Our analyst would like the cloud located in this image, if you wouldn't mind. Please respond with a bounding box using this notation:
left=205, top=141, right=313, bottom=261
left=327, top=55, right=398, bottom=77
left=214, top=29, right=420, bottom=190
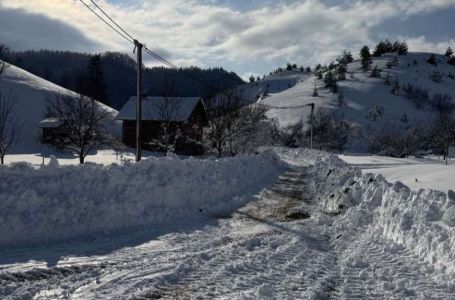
left=1, top=0, right=454, bottom=74
left=404, top=36, right=455, bottom=54
left=0, top=4, right=101, bottom=52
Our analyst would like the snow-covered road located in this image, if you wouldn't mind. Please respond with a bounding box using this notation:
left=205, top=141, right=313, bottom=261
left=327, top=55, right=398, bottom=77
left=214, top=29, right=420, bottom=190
left=1, top=163, right=454, bottom=299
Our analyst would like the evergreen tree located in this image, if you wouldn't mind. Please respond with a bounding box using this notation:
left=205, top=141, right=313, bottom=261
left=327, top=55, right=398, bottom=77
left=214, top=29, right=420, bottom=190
left=324, top=71, right=337, bottom=93
left=371, top=65, right=381, bottom=78
left=446, top=47, right=454, bottom=57
left=360, top=46, right=372, bottom=71
left=383, top=39, right=393, bottom=52
left=427, top=54, right=438, bottom=65
left=397, top=41, right=408, bottom=55
left=392, top=41, right=401, bottom=53
left=77, top=54, right=109, bottom=106
left=336, top=64, right=347, bottom=80
left=448, top=56, right=455, bottom=66
left=249, top=75, right=256, bottom=83
left=337, top=50, right=354, bottom=65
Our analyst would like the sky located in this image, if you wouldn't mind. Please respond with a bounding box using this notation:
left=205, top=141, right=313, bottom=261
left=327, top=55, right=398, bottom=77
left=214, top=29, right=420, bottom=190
left=0, top=0, right=454, bottom=80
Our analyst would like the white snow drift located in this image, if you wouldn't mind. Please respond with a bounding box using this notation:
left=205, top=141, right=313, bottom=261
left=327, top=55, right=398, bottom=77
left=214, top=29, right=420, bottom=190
left=278, top=148, right=455, bottom=277
left=0, top=151, right=286, bottom=248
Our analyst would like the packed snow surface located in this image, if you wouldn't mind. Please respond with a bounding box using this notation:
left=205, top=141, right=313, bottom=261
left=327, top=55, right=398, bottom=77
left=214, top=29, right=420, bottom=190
left=340, top=154, right=455, bottom=192
left=1, top=148, right=455, bottom=299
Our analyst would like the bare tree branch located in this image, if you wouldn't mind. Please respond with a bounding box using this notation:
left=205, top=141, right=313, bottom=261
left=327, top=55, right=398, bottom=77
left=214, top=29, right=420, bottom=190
left=45, top=93, right=115, bottom=164
left=0, top=90, right=22, bottom=164
left=145, top=77, right=183, bottom=155
left=0, top=44, right=9, bottom=76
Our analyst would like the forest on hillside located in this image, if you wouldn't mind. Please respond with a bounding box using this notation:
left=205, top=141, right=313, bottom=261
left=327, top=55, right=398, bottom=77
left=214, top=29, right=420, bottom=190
left=3, top=50, right=244, bottom=110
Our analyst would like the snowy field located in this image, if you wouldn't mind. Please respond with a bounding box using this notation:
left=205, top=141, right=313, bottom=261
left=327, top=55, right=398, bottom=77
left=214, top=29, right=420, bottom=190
left=340, top=154, right=455, bottom=192
left=1, top=150, right=160, bottom=167
left=1, top=148, right=455, bottom=299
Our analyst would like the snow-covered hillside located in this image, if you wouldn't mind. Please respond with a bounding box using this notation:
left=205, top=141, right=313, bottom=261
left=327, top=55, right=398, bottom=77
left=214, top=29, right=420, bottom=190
left=239, top=69, right=311, bottom=103
left=0, top=62, right=118, bottom=153
left=258, top=52, right=455, bottom=133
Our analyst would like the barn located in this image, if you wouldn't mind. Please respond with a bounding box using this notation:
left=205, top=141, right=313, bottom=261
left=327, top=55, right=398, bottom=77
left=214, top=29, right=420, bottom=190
left=117, top=96, right=208, bottom=155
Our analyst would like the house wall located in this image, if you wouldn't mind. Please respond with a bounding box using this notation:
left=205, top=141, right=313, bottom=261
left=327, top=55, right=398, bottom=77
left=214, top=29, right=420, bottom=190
left=122, top=119, right=205, bottom=155
left=121, top=100, right=208, bottom=155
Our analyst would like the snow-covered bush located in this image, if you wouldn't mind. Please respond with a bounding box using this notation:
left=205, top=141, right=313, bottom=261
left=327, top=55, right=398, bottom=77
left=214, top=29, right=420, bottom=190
left=0, top=151, right=286, bottom=247
left=367, top=124, right=426, bottom=158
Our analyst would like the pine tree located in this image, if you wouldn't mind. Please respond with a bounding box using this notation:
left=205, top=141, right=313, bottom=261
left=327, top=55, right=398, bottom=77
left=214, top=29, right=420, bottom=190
left=360, top=46, right=372, bottom=72
left=445, top=47, right=454, bottom=57
left=397, top=42, right=408, bottom=55
left=371, top=65, right=381, bottom=78
left=427, top=54, right=438, bottom=65
left=373, top=41, right=386, bottom=57
left=337, top=64, right=347, bottom=80
left=77, top=54, right=109, bottom=106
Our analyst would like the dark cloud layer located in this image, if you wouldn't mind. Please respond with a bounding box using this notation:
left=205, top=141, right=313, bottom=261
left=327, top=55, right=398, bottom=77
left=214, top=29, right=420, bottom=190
left=0, top=5, right=101, bottom=52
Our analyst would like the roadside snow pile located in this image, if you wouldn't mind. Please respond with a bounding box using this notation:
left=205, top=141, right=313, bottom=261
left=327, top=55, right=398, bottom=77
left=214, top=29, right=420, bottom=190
left=0, top=151, right=286, bottom=248
left=275, top=147, right=455, bottom=275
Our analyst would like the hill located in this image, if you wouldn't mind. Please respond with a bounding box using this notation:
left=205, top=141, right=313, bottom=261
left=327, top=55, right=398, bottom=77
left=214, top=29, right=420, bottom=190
left=4, top=50, right=245, bottom=110
left=0, top=62, right=117, bottom=154
left=257, top=52, right=455, bottom=151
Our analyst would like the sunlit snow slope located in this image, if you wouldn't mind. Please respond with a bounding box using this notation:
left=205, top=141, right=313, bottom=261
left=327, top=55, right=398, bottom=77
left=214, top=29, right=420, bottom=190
left=259, top=53, right=455, bottom=130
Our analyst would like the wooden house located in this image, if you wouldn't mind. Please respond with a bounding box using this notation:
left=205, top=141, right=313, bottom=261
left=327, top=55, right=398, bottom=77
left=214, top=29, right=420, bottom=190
left=117, top=97, right=208, bottom=155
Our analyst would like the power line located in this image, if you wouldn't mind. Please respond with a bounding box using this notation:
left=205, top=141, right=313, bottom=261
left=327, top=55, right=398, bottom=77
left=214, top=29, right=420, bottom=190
left=144, top=47, right=178, bottom=69
left=78, top=0, right=134, bottom=45
left=81, top=0, right=179, bottom=69
left=79, top=0, right=224, bottom=93
left=89, top=0, right=136, bottom=42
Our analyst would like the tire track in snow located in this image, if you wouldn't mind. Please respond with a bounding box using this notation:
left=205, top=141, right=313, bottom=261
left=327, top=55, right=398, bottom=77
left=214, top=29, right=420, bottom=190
left=132, top=167, right=341, bottom=299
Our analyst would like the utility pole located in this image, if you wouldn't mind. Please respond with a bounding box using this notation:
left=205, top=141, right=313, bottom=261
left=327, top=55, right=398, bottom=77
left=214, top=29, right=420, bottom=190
left=310, top=103, right=314, bottom=150
left=134, top=40, right=143, bottom=162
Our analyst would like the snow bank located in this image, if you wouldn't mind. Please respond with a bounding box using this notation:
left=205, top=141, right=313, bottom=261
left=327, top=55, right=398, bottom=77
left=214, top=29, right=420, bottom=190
left=0, top=151, right=286, bottom=248
left=276, top=148, right=455, bottom=275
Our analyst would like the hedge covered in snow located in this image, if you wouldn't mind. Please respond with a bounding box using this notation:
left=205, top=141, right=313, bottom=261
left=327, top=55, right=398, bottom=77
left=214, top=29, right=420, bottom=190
left=0, top=151, right=286, bottom=247
left=276, top=147, right=455, bottom=276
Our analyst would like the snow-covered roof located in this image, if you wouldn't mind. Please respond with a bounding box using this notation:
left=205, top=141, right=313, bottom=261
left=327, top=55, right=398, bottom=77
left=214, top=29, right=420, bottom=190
left=117, top=96, right=203, bottom=121
left=39, top=118, right=62, bottom=128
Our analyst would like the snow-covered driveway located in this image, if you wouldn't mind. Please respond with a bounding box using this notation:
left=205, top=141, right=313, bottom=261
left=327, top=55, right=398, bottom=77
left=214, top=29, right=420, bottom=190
left=1, top=163, right=454, bottom=299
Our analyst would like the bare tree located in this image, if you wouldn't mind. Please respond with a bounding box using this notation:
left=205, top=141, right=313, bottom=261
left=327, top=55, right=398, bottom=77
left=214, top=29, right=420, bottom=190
left=0, top=44, right=8, bottom=75
left=205, top=89, right=243, bottom=158
left=145, top=77, right=184, bottom=155
left=228, top=103, right=269, bottom=154
left=46, top=93, right=115, bottom=164
left=430, top=112, right=455, bottom=164
left=0, top=91, right=21, bottom=165
left=149, top=97, right=183, bottom=155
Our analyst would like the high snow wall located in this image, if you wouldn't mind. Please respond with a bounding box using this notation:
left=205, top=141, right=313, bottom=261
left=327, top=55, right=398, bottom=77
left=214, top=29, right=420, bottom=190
left=0, top=151, right=286, bottom=247
left=276, top=148, right=455, bottom=275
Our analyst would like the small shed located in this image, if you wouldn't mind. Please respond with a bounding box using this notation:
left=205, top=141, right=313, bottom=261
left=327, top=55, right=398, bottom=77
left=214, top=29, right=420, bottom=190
left=38, top=118, right=62, bottom=144
left=117, top=96, right=208, bottom=155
